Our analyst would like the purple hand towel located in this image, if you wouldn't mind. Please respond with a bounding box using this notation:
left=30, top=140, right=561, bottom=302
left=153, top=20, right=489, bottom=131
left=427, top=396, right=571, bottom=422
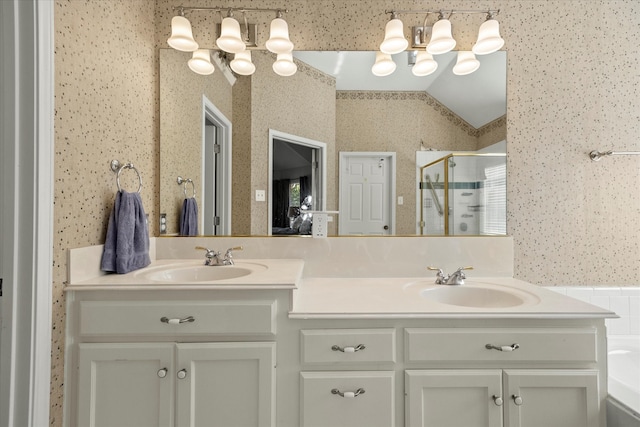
left=180, top=197, right=198, bottom=236
left=101, top=191, right=151, bottom=274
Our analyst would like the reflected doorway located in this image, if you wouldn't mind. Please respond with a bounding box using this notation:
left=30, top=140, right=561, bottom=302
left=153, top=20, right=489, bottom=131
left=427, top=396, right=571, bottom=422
left=268, top=130, right=326, bottom=235
left=202, top=97, right=231, bottom=235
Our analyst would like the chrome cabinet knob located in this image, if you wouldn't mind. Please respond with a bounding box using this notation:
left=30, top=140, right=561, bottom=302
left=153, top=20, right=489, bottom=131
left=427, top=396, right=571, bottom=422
left=157, top=368, right=168, bottom=378
left=492, top=395, right=503, bottom=406
left=512, top=394, right=523, bottom=405
left=177, top=369, right=187, bottom=379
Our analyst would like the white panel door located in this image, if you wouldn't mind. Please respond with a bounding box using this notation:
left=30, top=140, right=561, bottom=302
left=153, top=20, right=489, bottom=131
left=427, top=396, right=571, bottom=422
left=503, top=369, right=599, bottom=427
left=175, top=342, right=276, bottom=427
left=77, top=343, right=174, bottom=427
left=405, top=370, right=503, bottom=427
left=339, top=153, right=394, bottom=235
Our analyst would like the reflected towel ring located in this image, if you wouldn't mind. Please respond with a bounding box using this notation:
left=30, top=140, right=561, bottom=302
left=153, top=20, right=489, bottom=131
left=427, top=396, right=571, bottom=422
left=177, top=176, right=196, bottom=198
left=113, top=162, right=143, bottom=193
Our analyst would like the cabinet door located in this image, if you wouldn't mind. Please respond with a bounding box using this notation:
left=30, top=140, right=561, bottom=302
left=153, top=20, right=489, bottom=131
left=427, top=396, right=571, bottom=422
left=405, top=370, right=503, bottom=427
left=77, top=343, right=174, bottom=427
left=300, top=371, right=395, bottom=427
left=175, top=342, right=276, bottom=427
left=503, top=369, right=599, bottom=427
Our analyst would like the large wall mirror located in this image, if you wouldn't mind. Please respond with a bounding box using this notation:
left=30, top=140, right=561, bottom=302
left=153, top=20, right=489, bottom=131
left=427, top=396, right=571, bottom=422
left=159, top=49, right=506, bottom=237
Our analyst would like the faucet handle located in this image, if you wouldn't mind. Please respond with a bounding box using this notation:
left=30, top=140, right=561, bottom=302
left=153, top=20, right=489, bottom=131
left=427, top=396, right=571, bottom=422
left=223, top=246, right=243, bottom=265
left=427, top=266, right=446, bottom=284
left=226, top=246, right=243, bottom=254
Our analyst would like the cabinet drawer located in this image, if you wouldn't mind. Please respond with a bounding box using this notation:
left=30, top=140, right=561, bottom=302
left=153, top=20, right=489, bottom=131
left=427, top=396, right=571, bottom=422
left=405, top=328, right=597, bottom=364
left=301, top=329, right=396, bottom=365
left=79, top=300, right=276, bottom=338
left=300, top=371, right=395, bottom=427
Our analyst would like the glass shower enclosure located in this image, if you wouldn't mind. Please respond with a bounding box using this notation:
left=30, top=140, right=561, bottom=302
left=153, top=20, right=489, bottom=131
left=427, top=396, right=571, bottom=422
left=418, top=153, right=506, bottom=236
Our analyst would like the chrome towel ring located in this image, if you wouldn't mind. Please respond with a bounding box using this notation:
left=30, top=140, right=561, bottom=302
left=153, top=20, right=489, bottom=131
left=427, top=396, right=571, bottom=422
left=177, top=176, right=196, bottom=198
left=110, top=160, right=143, bottom=193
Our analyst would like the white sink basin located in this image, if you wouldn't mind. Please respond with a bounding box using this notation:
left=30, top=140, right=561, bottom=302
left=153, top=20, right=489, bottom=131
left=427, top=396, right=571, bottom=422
left=138, top=262, right=268, bottom=283
left=406, top=281, right=540, bottom=308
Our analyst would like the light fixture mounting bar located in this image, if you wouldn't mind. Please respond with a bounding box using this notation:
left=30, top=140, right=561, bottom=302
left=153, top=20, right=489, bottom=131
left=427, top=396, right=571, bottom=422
left=385, top=9, right=499, bottom=17
left=174, top=6, right=288, bottom=14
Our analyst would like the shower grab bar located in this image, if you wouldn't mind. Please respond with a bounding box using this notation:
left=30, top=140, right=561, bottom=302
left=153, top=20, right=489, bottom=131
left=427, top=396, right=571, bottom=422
left=590, top=150, right=640, bottom=161
left=110, top=159, right=142, bottom=193
left=177, top=176, right=196, bottom=198
left=425, top=174, right=443, bottom=216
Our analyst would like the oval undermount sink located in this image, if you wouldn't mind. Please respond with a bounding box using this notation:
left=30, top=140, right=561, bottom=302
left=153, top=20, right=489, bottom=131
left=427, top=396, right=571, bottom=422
left=140, top=262, right=268, bottom=283
left=404, top=280, right=541, bottom=309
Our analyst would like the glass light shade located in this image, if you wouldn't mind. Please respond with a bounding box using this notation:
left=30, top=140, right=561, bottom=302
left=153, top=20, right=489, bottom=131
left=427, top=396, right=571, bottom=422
left=472, top=19, right=504, bottom=55
left=265, top=18, right=294, bottom=54
left=216, top=17, right=246, bottom=54
left=167, top=16, right=199, bottom=52
left=412, top=51, right=438, bottom=76
left=452, top=51, right=480, bottom=75
left=371, top=52, right=396, bottom=77
left=272, top=53, right=297, bottom=76
left=427, top=19, right=456, bottom=55
left=380, top=18, right=408, bottom=54
left=230, top=51, right=256, bottom=75
left=188, top=49, right=215, bottom=75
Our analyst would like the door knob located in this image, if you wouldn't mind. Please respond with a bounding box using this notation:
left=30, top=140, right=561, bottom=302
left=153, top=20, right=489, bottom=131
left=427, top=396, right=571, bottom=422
left=512, top=394, right=523, bottom=405
left=492, top=395, right=503, bottom=406
left=177, top=369, right=187, bottom=379
left=157, top=368, right=168, bottom=378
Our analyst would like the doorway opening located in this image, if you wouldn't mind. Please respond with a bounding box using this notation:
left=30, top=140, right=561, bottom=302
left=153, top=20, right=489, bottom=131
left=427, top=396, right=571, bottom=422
left=268, top=130, right=326, bottom=235
left=202, top=96, right=231, bottom=235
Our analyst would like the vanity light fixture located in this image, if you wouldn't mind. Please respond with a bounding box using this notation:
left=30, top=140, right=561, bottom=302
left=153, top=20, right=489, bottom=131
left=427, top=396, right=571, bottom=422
left=373, top=9, right=502, bottom=77
left=272, top=52, right=297, bottom=76
left=380, top=12, right=409, bottom=55
left=167, top=6, right=295, bottom=77
left=266, top=10, right=294, bottom=54
left=452, top=51, right=480, bottom=75
left=216, top=11, right=246, bottom=54
left=167, top=8, right=199, bottom=52
left=427, top=13, right=456, bottom=55
left=412, top=51, right=438, bottom=76
left=472, top=12, right=505, bottom=55
left=371, top=51, right=396, bottom=77
left=188, top=49, right=215, bottom=75
left=230, top=50, right=256, bottom=75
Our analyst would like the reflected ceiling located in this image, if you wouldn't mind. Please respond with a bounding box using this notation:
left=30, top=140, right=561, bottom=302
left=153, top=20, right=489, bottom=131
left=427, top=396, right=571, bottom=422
left=293, top=50, right=506, bottom=128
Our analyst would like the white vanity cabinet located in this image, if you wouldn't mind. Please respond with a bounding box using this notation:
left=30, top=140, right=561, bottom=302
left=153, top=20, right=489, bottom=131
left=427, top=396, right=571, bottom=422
left=66, top=292, right=280, bottom=427
left=404, top=327, right=601, bottom=427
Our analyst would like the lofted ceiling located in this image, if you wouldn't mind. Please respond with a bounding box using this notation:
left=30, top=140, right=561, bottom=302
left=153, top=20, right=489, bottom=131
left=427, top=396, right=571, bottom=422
left=293, top=51, right=506, bottom=129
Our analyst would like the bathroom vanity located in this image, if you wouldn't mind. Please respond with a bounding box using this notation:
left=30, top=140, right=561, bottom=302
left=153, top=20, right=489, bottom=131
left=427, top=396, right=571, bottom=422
left=63, top=240, right=614, bottom=427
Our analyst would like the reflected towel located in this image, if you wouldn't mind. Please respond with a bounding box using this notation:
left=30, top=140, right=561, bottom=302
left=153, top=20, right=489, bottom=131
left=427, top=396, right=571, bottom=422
left=100, top=191, right=151, bottom=274
left=180, top=197, right=198, bottom=236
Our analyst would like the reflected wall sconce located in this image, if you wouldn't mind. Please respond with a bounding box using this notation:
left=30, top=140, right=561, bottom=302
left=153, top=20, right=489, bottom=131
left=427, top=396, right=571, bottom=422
left=375, top=9, right=503, bottom=77
left=167, top=6, right=294, bottom=77
left=371, top=52, right=397, bottom=76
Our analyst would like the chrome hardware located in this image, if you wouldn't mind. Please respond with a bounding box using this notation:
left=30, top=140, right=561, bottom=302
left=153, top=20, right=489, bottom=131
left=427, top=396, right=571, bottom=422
left=492, top=395, right=503, bottom=406
left=195, top=245, right=242, bottom=266
left=157, top=368, right=168, bottom=378
left=177, top=369, right=187, bottom=379
left=161, top=316, right=195, bottom=325
left=223, top=246, right=243, bottom=265
left=428, top=266, right=473, bottom=285
left=110, top=160, right=143, bottom=193
left=331, top=344, right=366, bottom=353
left=485, top=343, right=519, bottom=352
left=512, top=394, right=523, bottom=405
left=177, top=176, right=196, bottom=198
left=331, top=388, right=365, bottom=398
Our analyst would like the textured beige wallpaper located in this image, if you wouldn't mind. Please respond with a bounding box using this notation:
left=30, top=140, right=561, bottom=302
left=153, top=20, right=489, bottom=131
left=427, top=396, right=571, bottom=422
left=159, top=49, right=233, bottom=235
left=53, top=0, right=640, bottom=424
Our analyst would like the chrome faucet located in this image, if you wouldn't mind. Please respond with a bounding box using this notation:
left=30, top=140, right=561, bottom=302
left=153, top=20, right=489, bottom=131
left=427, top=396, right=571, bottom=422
left=195, top=246, right=243, bottom=266
left=427, top=266, right=473, bottom=285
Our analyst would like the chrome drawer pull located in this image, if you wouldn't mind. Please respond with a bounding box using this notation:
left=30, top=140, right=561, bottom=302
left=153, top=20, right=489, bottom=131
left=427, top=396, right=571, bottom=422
left=331, top=388, right=365, bottom=398
left=485, top=343, right=519, bottom=352
left=331, top=344, right=365, bottom=353
left=161, top=316, right=195, bottom=325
